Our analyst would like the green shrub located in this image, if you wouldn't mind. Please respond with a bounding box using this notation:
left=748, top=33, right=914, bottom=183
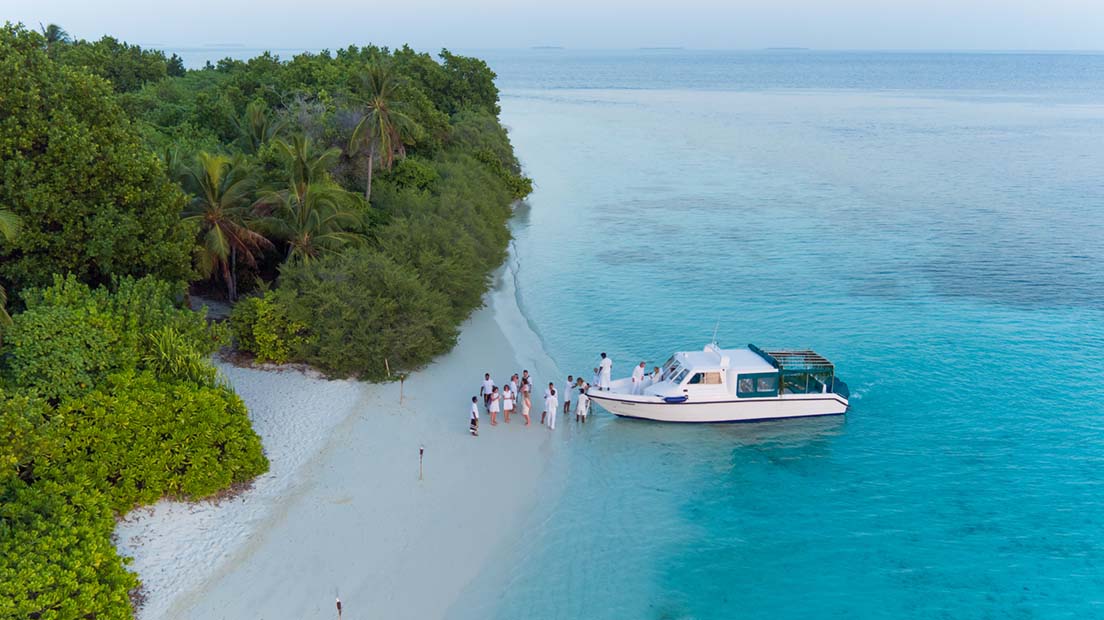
left=0, top=480, right=136, bottom=620
left=278, top=249, right=455, bottom=379
left=5, top=275, right=226, bottom=400
left=40, top=372, right=267, bottom=511
left=142, top=327, right=225, bottom=388
left=229, top=291, right=308, bottom=364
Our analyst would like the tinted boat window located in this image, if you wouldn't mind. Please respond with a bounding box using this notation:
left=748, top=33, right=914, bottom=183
left=738, top=377, right=754, bottom=393
left=757, top=376, right=777, bottom=392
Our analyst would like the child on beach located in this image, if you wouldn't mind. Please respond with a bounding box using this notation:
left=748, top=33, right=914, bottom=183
left=575, top=388, right=589, bottom=424
left=489, top=386, right=500, bottom=426
left=469, top=396, right=479, bottom=436
left=520, top=379, right=532, bottom=425
left=503, top=384, right=515, bottom=423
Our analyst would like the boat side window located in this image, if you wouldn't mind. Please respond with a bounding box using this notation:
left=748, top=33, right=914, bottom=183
left=738, top=377, right=754, bottom=393
left=689, top=372, right=722, bottom=385
left=737, top=373, right=779, bottom=397
left=757, top=376, right=777, bottom=392
left=673, top=369, right=690, bottom=384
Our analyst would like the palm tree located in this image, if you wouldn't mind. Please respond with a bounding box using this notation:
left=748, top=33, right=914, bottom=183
left=272, top=134, right=341, bottom=196
left=348, top=62, right=419, bottom=202
left=39, top=23, right=70, bottom=48
left=253, top=182, right=365, bottom=265
left=235, top=100, right=286, bottom=154
left=181, top=153, right=273, bottom=300
left=0, top=208, right=21, bottom=326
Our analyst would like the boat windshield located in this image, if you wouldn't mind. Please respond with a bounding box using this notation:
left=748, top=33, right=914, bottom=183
left=672, top=368, right=690, bottom=384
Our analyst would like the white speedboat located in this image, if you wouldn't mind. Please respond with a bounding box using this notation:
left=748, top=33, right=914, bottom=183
left=588, top=343, right=849, bottom=423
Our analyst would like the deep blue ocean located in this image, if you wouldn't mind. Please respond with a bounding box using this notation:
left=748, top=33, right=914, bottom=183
left=449, top=50, right=1104, bottom=619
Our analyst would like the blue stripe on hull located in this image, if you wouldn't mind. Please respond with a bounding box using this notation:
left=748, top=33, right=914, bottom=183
left=607, top=410, right=847, bottom=424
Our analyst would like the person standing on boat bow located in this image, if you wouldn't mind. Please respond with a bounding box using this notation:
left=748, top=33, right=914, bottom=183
left=631, top=362, right=646, bottom=394
left=598, top=353, right=612, bottom=390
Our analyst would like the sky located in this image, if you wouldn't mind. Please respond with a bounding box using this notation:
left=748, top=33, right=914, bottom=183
left=6, top=0, right=1103, bottom=51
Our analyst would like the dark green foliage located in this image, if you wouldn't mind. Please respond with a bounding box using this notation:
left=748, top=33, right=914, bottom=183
left=55, top=35, right=170, bottom=93
left=277, top=249, right=455, bottom=379
left=0, top=24, right=193, bottom=296
left=5, top=275, right=226, bottom=400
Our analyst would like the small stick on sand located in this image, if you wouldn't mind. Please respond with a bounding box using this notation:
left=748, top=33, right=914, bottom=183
left=419, top=445, right=424, bottom=481
left=336, top=597, right=342, bottom=619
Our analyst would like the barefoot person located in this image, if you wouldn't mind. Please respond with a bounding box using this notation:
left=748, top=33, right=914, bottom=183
left=562, top=375, right=575, bottom=415
left=632, top=361, right=646, bottom=394
left=598, top=353, right=612, bottom=390
left=544, top=387, right=559, bottom=430
left=540, top=382, right=554, bottom=426
left=520, top=379, right=532, bottom=426
left=480, top=373, right=494, bottom=410
left=575, top=387, right=590, bottom=423
left=469, top=396, right=479, bottom=436
left=503, top=384, right=515, bottom=424
left=489, top=386, right=500, bottom=426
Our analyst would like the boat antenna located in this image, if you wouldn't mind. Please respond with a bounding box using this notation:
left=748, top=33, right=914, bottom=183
left=711, top=319, right=720, bottom=346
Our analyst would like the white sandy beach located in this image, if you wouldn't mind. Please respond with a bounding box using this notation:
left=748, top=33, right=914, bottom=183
left=115, top=264, right=564, bottom=619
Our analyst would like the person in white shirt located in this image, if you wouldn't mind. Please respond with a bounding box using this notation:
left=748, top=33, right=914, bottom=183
left=502, top=384, right=515, bottom=424
left=598, top=353, right=613, bottom=390
left=469, top=396, right=479, bottom=436
left=651, top=366, right=662, bottom=386
left=544, top=388, right=558, bottom=430
left=541, top=382, right=554, bottom=426
left=631, top=362, right=646, bottom=394
left=592, top=367, right=600, bottom=389
left=480, top=373, right=494, bottom=410
left=575, top=388, right=590, bottom=424
left=509, top=374, right=520, bottom=402
left=562, top=375, right=574, bottom=415
left=488, top=386, right=500, bottom=426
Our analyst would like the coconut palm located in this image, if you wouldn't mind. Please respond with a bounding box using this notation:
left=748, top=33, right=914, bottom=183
left=39, top=23, right=70, bottom=47
left=253, top=182, right=365, bottom=265
left=272, top=134, right=341, bottom=196
left=0, top=208, right=22, bottom=325
left=235, top=99, right=286, bottom=154
left=182, top=153, right=273, bottom=300
left=348, top=62, right=419, bottom=201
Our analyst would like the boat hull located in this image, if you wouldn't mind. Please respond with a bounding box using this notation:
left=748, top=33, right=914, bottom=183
left=587, top=391, right=848, bottom=423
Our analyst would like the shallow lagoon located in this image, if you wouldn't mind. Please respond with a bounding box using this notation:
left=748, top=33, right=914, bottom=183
left=452, top=51, right=1104, bottom=619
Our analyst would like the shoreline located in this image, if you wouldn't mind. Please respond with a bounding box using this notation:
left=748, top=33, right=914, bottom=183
left=114, top=257, right=565, bottom=619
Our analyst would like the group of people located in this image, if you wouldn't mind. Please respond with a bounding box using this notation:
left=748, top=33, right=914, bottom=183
left=469, top=368, right=594, bottom=436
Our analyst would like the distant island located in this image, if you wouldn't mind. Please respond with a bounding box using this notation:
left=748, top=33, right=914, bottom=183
left=531, top=45, right=565, bottom=50
left=765, top=47, right=811, bottom=51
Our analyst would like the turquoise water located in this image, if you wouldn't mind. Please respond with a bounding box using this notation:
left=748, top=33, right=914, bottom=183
left=455, top=51, right=1104, bottom=619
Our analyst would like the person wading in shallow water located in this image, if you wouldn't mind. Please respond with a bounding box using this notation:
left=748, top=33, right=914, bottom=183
left=562, top=375, right=575, bottom=416
left=544, top=387, right=559, bottom=430
left=575, top=387, right=590, bottom=424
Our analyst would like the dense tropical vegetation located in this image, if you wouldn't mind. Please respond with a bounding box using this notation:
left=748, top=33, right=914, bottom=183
left=0, top=19, right=530, bottom=619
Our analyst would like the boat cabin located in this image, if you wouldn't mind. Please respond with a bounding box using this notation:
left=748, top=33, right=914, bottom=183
left=656, top=344, right=845, bottom=399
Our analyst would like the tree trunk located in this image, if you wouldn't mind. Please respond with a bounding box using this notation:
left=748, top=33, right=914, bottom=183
left=365, top=144, right=375, bottom=202
left=228, top=246, right=238, bottom=301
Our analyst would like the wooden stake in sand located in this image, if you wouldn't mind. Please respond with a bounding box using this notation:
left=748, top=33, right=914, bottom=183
left=419, top=445, right=424, bottom=481
left=336, top=597, right=342, bottom=619
left=398, top=373, right=407, bottom=404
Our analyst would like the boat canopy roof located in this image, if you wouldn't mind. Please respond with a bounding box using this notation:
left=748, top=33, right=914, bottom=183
left=749, top=344, right=835, bottom=375
left=675, top=345, right=776, bottom=374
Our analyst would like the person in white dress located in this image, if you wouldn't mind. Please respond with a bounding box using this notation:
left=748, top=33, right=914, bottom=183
left=520, top=380, right=532, bottom=426
left=544, top=388, right=558, bottom=430
left=562, top=375, right=574, bottom=415
left=631, top=362, right=646, bottom=394
left=488, top=386, right=500, bottom=426
left=469, top=396, right=479, bottom=436
left=598, top=353, right=612, bottom=390
left=540, top=382, right=554, bottom=426
left=575, top=388, right=590, bottom=424
left=502, top=384, right=515, bottom=424
left=509, top=374, right=520, bottom=402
